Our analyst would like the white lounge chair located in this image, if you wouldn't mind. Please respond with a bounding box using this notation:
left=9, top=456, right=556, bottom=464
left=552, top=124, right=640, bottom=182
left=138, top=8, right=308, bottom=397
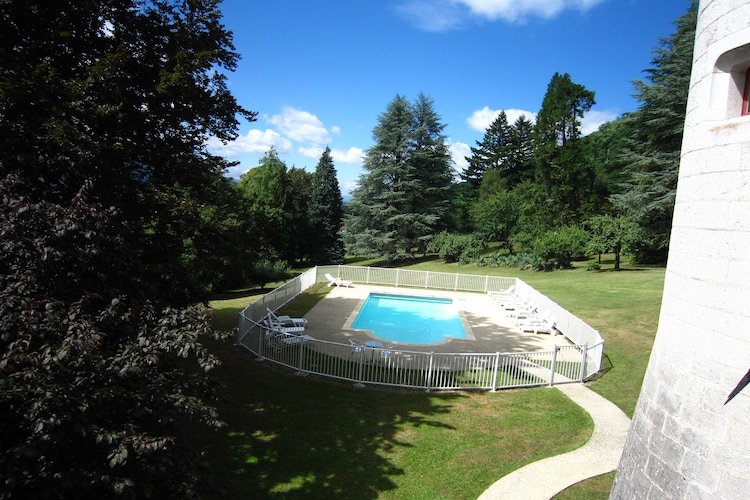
left=488, top=285, right=516, bottom=299
left=518, top=313, right=557, bottom=335
left=266, top=308, right=308, bottom=328
left=325, top=272, right=353, bottom=287
left=262, top=318, right=305, bottom=334
left=508, top=302, right=537, bottom=319
left=270, top=331, right=314, bottom=351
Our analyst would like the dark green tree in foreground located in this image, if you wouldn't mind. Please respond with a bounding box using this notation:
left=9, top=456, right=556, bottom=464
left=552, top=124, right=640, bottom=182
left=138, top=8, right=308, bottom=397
left=346, top=93, right=453, bottom=259
left=0, top=177, right=227, bottom=498
left=0, top=0, right=255, bottom=303
left=0, top=0, right=250, bottom=497
left=309, top=147, right=346, bottom=265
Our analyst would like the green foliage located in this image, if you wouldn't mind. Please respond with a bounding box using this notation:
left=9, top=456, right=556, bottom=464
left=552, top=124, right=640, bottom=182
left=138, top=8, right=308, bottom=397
left=426, top=231, right=484, bottom=263
left=463, top=112, right=535, bottom=190
left=346, top=93, right=454, bottom=260
left=471, top=188, right=520, bottom=251
left=533, top=225, right=590, bottom=268
left=245, top=259, right=292, bottom=289
left=477, top=252, right=549, bottom=271
left=534, top=72, right=598, bottom=224
left=236, top=149, right=314, bottom=264
left=308, top=147, right=346, bottom=265
left=611, top=2, right=697, bottom=262
left=0, top=177, right=226, bottom=499
left=584, top=215, right=643, bottom=270
left=0, top=0, right=255, bottom=304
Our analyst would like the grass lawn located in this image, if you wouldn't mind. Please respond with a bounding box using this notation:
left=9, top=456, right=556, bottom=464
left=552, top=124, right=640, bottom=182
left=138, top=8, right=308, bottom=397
left=205, top=255, right=664, bottom=498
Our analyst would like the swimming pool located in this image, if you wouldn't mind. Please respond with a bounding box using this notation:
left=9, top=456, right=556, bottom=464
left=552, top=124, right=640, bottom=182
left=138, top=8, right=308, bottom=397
left=351, top=293, right=467, bottom=344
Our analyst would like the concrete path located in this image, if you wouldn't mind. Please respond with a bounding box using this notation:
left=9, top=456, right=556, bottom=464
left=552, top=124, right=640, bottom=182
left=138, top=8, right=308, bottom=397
left=478, top=383, right=631, bottom=500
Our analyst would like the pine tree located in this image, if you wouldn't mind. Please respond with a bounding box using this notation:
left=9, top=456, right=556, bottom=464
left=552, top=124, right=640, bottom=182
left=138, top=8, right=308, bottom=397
left=346, top=94, right=453, bottom=260
left=407, top=93, right=454, bottom=252
left=309, top=147, right=345, bottom=264
left=463, top=111, right=513, bottom=188
left=463, top=112, right=535, bottom=193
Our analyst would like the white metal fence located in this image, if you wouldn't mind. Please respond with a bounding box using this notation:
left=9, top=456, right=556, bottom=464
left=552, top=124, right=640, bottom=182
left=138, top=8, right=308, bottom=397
left=237, top=266, right=605, bottom=391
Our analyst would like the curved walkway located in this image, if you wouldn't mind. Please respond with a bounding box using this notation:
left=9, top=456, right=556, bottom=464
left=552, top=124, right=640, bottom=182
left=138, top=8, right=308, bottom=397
left=478, top=383, right=631, bottom=500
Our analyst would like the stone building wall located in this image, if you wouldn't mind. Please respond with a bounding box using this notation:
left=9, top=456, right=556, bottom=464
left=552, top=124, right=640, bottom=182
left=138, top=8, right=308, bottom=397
left=611, top=0, right=750, bottom=498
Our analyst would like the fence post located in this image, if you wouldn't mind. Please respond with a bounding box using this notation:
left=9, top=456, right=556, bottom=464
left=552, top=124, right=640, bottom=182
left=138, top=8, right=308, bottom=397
left=425, top=352, right=434, bottom=391
left=492, top=352, right=500, bottom=392
left=298, top=341, right=305, bottom=373
left=549, top=344, right=558, bottom=386
left=354, top=350, right=365, bottom=388
left=395, top=268, right=400, bottom=287
left=579, top=343, right=588, bottom=383
left=425, top=271, right=429, bottom=288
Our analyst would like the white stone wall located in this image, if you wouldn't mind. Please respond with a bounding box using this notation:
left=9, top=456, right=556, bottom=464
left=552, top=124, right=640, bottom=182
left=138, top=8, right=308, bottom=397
left=611, top=0, right=750, bottom=498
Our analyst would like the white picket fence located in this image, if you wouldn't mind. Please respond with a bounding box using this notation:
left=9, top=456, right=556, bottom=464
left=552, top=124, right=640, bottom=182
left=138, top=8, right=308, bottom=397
left=237, top=266, right=604, bottom=391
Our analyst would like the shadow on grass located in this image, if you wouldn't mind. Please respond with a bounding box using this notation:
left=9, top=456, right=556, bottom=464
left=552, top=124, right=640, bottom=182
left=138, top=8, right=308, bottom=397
left=200, top=340, right=463, bottom=499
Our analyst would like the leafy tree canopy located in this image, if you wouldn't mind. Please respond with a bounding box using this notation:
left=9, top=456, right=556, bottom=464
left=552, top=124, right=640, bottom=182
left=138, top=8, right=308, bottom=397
left=0, top=0, right=255, bottom=303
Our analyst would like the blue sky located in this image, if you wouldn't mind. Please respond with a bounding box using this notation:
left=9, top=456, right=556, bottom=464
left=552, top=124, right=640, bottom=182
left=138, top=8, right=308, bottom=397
left=208, top=0, right=692, bottom=195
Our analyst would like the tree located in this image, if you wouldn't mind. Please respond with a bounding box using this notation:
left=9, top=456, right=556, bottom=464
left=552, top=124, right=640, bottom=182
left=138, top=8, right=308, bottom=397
left=236, top=149, right=293, bottom=263
left=0, top=177, right=226, bottom=498
left=471, top=188, right=520, bottom=252
left=585, top=215, right=643, bottom=270
left=0, top=1, right=251, bottom=496
left=346, top=94, right=453, bottom=260
left=534, top=72, right=597, bottom=224
left=533, top=224, right=589, bottom=269
left=611, top=1, right=697, bottom=262
left=308, top=147, right=346, bottom=265
left=463, top=112, right=535, bottom=191
left=0, top=0, right=255, bottom=303
left=286, top=166, right=314, bottom=263
left=407, top=93, right=455, bottom=252
left=462, top=111, right=513, bottom=188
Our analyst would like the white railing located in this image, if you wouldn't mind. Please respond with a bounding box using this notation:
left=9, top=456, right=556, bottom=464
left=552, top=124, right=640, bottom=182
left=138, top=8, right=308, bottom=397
left=237, top=266, right=605, bottom=391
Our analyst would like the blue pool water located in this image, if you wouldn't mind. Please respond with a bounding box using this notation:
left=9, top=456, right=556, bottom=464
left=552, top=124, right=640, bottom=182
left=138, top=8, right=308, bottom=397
left=351, top=293, right=467, bottom=344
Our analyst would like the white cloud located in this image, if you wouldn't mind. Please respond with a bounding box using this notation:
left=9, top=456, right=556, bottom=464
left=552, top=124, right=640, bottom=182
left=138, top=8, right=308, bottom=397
left=396, top=0, right=467, bottom=31
left=268, top=107, right=331, bottom=145
left=297, top=146, right=364, bottom=165
left=448, top=141, right=471, bottom=174
left=399, top=0, right=606, bottom=30
left=331, top=147, right=365, bottom=164
left=467, top=106, right=536, bottom=132
left=457, top=0, right=605, bottom=22
left=331, top=125, right=342, bottom=135
left=581, top=109, right=618, bottom=136
left=207, top=129, right=292, bottom=157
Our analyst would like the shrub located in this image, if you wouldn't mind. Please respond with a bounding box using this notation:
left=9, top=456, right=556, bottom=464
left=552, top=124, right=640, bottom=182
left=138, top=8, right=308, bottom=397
left=533, top=225, right=589, bottom=268
left=427, top=231, right=484, bottom=263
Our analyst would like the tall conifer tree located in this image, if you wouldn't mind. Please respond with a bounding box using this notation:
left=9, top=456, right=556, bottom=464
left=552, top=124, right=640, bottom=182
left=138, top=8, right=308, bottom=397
left=346, top=94, right=453, bottom=259
left=309, top=147, right=345, bottom=264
